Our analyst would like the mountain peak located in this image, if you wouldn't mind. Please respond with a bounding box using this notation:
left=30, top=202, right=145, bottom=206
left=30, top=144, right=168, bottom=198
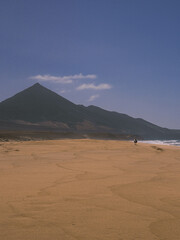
left=31, top=82, right=44, bottom=88
left=33, top=82, right=41, bottom=86
left=27, top=82, right=52, bottom=93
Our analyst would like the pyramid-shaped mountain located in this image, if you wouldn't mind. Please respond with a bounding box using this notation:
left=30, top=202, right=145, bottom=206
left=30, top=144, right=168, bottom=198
left=0, top=83, right=86, bottom=123
left=0, top=83, right=179, bottom=139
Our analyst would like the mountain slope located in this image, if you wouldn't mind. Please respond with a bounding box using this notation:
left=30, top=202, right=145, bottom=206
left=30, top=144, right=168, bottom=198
left=86, top=105, right=171, bottom=138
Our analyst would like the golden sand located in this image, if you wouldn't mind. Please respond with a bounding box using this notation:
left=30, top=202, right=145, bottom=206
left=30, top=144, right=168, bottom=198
left=0, top=139, right=180, bottom=240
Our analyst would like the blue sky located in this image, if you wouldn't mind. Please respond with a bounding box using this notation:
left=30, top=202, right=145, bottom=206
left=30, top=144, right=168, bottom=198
left=0, top=0, right=180, bottom=128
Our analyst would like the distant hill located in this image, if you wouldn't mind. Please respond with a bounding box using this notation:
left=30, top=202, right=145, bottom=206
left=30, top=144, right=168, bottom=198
left=0, top=83, right=179, bottom=140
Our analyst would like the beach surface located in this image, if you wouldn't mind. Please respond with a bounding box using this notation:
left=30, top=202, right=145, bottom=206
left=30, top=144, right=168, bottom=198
left=0, top=139, right=180, bottom=240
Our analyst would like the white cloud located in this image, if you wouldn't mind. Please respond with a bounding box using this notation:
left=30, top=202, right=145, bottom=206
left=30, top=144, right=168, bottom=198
left=88, top=94, right=99, bottom=102
left=29, top=73, right=97, bottom=84
left=76, top=83, right=112, bottom=90
left=60, top=90, right=66, bottom=93
left=59, top=89, right=71, bottom=94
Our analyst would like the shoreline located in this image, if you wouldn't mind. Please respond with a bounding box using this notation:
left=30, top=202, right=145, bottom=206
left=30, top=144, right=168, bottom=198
left=1, top=136, right=179, bottom=148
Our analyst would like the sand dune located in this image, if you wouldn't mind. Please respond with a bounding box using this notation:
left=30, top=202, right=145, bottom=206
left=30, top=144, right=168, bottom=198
left=0, top=140, right=180, bottom=240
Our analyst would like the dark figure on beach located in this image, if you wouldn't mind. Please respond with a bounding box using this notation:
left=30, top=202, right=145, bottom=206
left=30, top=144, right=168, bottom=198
left=134, top=138, right=137, bottom=144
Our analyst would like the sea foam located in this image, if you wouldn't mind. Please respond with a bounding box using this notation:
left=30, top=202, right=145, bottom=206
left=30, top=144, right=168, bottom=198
left=139, top=140, right=180, bottom=146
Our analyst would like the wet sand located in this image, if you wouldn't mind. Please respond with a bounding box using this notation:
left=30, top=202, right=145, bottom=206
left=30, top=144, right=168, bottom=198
left=0, top=139, right=180, bottom=240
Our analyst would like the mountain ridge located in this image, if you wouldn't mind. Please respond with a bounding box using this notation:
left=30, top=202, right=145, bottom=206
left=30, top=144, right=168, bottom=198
left=0, top=83, right=179, bottom=140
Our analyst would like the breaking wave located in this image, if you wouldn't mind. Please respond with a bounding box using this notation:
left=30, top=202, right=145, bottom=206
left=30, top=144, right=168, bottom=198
left=139, top=140, right=180, bottom=146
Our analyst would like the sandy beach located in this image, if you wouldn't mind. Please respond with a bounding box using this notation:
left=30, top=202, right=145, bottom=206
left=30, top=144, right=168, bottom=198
left=0, top=139, right=180, bottom=240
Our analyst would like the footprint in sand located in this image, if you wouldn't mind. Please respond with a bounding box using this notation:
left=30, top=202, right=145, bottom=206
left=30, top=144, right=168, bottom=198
left=151, top=146, right=164, bottom=152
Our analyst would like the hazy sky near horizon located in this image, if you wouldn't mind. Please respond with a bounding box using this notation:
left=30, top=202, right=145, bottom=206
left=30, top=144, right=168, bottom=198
left=0, top=0, right=180, bottom=128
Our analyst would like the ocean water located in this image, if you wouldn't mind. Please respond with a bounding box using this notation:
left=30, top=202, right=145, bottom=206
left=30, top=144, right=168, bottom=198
left=139, top=140, right=180, bottom=146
